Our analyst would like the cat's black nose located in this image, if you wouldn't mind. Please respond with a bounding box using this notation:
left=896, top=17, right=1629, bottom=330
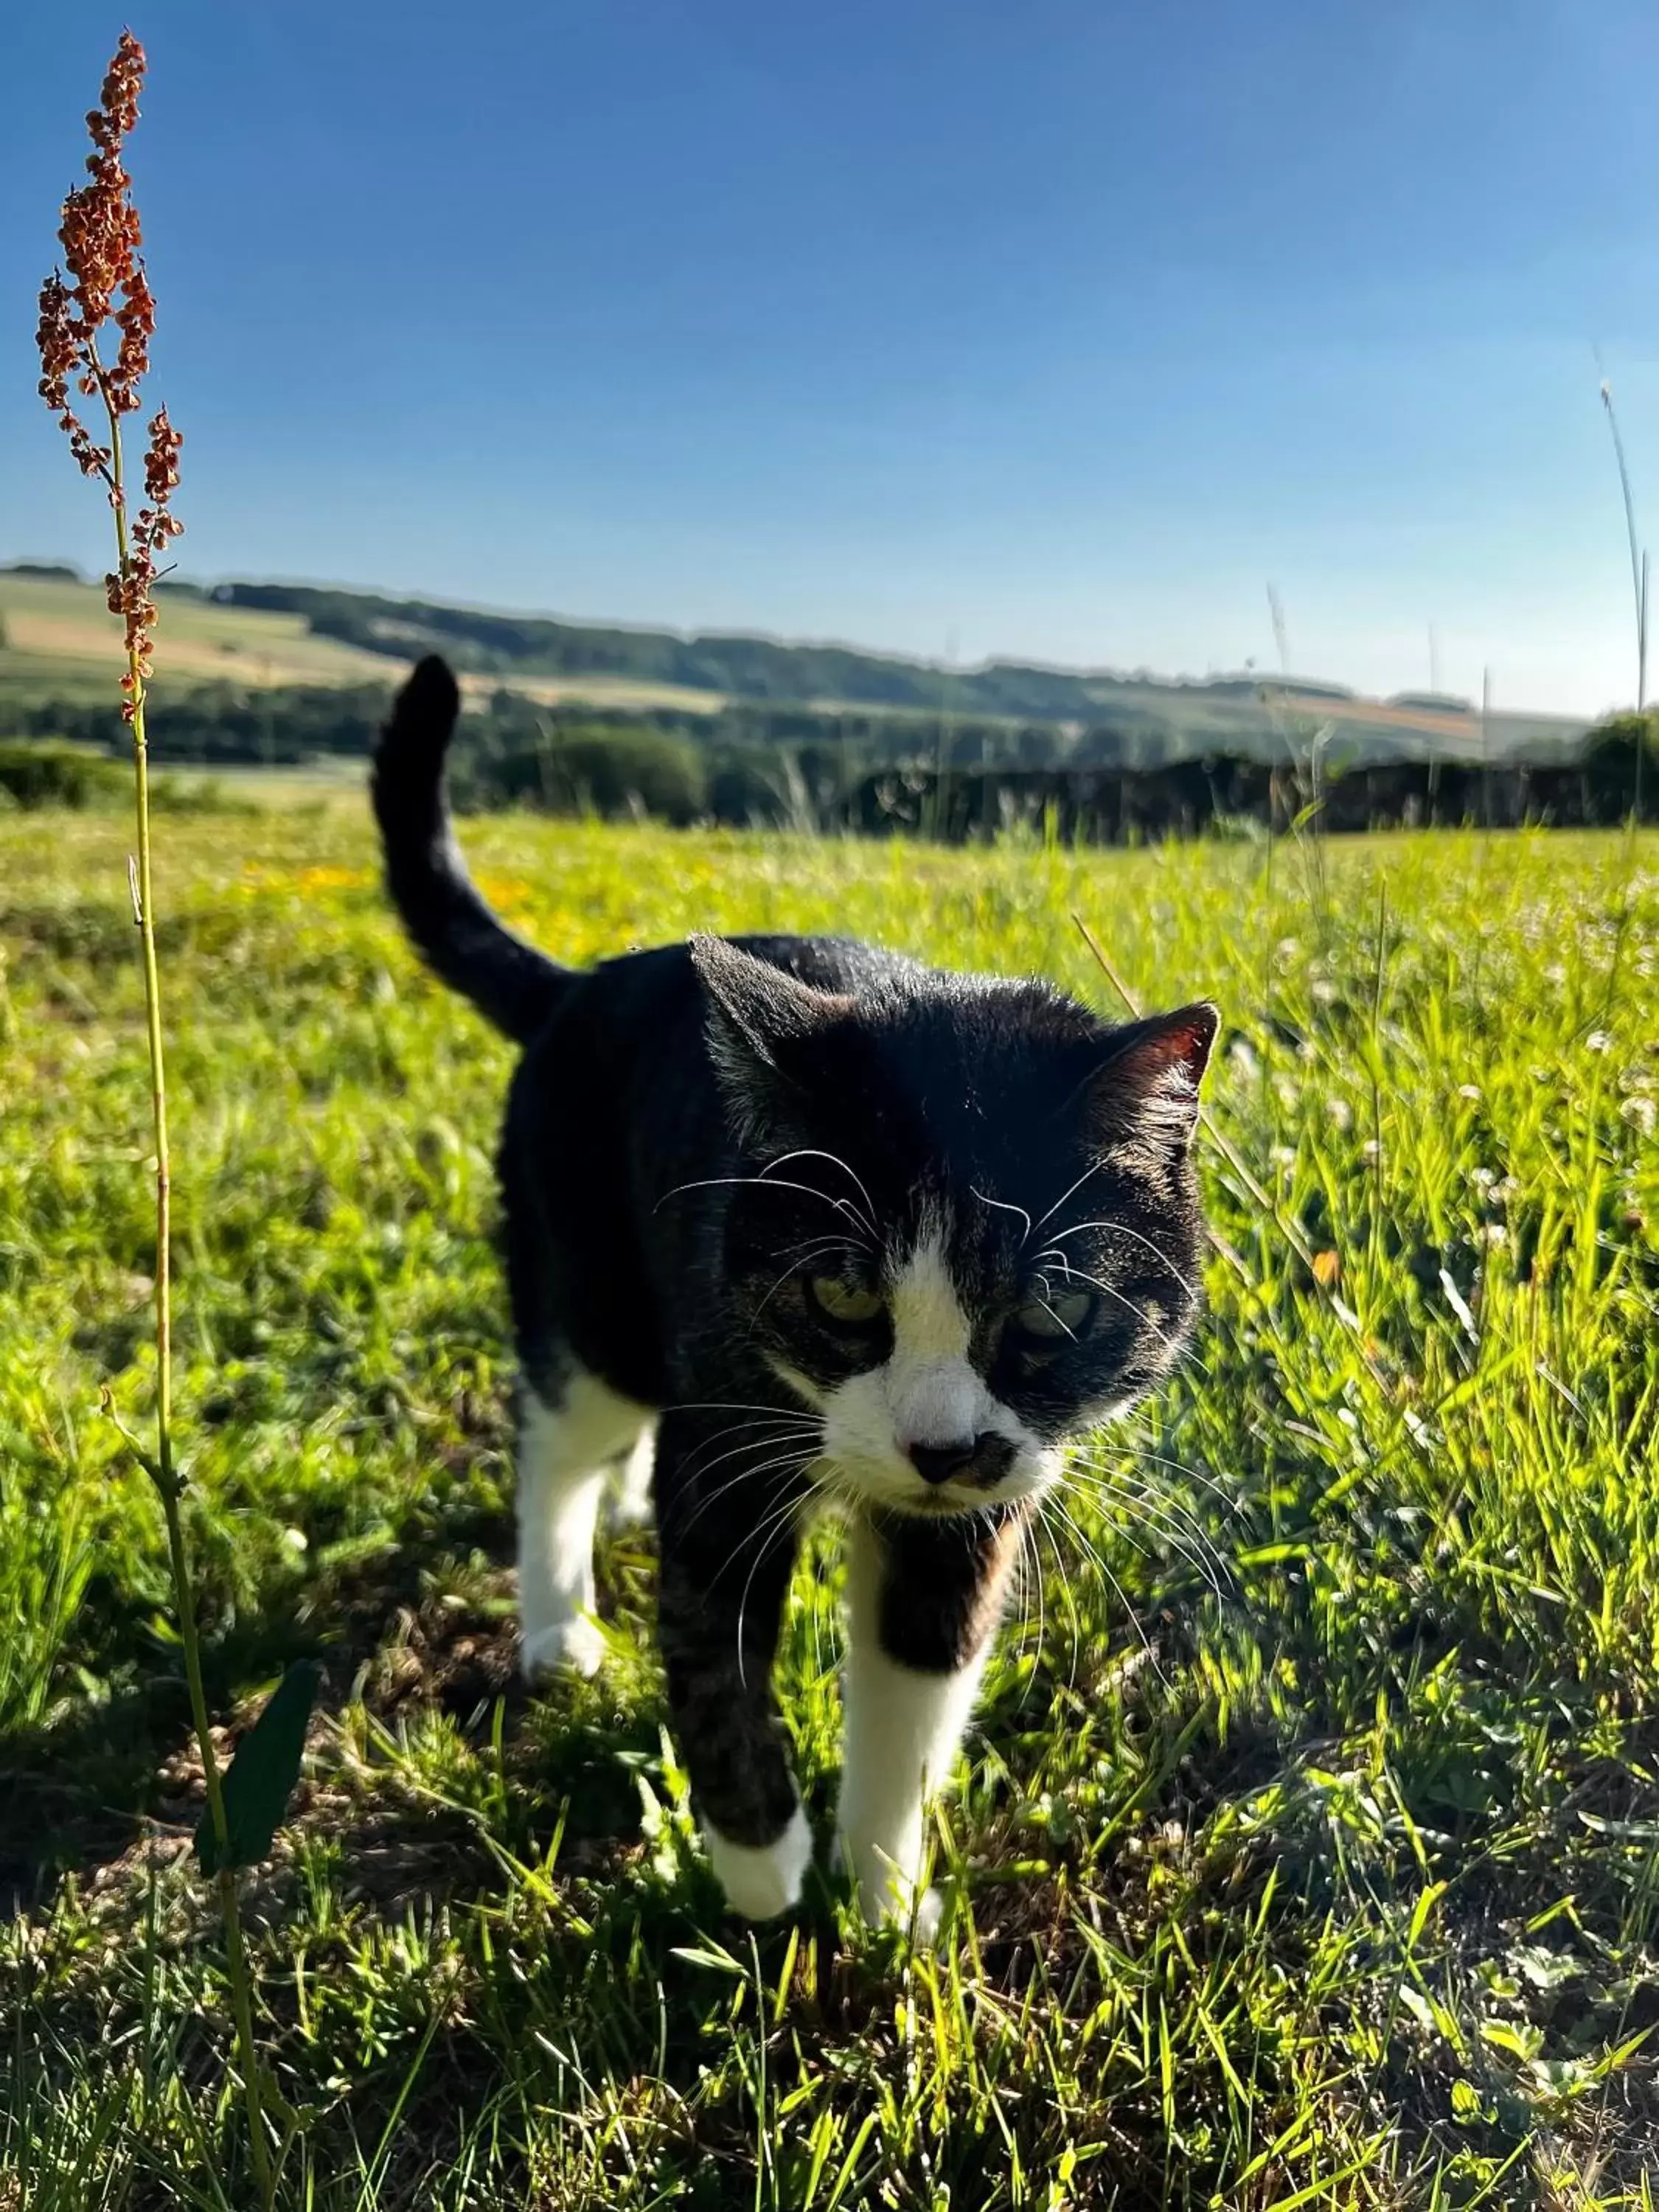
left=908, top=1436, right=1010, bottom=1486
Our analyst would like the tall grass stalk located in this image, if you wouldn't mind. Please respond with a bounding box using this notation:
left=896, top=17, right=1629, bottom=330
left=1600, top=376, right=1648, bottom=817
left=1257, top=585, right=1338, bottom=932
left=36, top=35, right=273, bottom=2205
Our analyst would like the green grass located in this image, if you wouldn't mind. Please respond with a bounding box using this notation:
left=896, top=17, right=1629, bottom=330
left=1, top=803, right=1656, bottom=2208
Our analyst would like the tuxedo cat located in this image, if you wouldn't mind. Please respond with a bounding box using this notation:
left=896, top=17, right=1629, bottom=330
left=373, top=657, right=1216, bottom=1931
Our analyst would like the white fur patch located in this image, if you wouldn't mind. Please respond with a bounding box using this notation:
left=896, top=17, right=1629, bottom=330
left=518, top=1374, right=649, bottom=1683
left=703, top=1803, right=813, bottom=1920
left=521, top=1612, right=608, bottom=1681
left=611, top=1420, right=657, bottom=1525
left=837, top=1519, right=985, bottom=1930
left=810, top=1217, right=1057, bottom=1513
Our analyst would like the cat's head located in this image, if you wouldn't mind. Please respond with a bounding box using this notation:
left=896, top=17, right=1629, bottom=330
left=691, top=935, right=1217, bottom=1519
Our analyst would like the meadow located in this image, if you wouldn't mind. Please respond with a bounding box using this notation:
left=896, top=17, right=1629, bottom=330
left=1, top=799, right=1657, bottom=2209
left=0, top=572, right=394, bottom=708
left=0, top=573, right=725, bottom=718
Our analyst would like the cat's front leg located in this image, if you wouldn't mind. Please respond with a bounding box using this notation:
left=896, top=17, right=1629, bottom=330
left=516, top=1372, right=650, bottom=1681
left=655, top=1413, right=814, bottom=1921
left=837, top=1508, right=1024, bottom=1935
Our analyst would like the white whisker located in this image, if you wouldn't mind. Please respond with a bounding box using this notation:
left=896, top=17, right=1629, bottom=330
left=678, top=1447, right=818, bottom=1543
left=1037, top=1262, right=1178, bottom=1349
left=1074, top=1438, right=1240, bottom=1510
left=667, top=1436, right=809, bottom=1529
left=1008, top=1508, right=1041, bottom=1703
left=1030, top=1158, right=1107, bottom=1236
left=971, top=1186, right=1033, bottom=1245
left=1054, top=1472, right=1227, bottom=1599
left=1047, top=1494, right=1169, bottom=1691
left=653, top=1174, right=875, bottom=1248
left=1033, top=1501, right=1082, bottom=1702
left=732, top=1486, right=815, bottom=1687
left=1029, top=1294, right=1079, bottom=1342
left=681, top=1411, right=820, bottom=1465
left=1039, top=1220, right=1197, bottom=1298
left=659, top=1399, right=824, bottom=1423
left=748, top=1237, right=866, bottom=1326
left=1062, top=1447, right=1230, bottom=1549
left=761, top=1150, right=882, bottom=1243
left=1060, top=1451, right=1233, bottom=1589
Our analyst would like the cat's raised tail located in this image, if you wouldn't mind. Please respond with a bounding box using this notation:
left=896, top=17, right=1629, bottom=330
left=372, top=655, right=568, bottom=1043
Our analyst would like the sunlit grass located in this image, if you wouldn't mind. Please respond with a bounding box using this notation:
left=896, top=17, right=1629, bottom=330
left=2, top=802, right=1657, bottom=2205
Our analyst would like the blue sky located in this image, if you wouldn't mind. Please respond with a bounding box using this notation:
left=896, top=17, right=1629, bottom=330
left=7, top=0, right=1659, bottom=712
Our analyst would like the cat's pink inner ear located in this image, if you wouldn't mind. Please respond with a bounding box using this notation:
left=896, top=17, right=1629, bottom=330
left=1086, top=1001, right=1220, bottom=1150
left=1113, top=1001, right=1220, bottom=1097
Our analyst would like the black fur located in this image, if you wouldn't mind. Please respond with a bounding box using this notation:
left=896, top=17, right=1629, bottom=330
left=372, top=656, right=569, bottom=1043
left=374, top=655, right=1217, bottom=1891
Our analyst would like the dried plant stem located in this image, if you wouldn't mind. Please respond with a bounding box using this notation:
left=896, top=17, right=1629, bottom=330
left=98, top=359, right=274, bottom=2211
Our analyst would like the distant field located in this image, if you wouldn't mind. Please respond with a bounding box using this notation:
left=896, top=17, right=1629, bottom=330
left=0, top=571, right=395, bottom=698
left=184, top=759, right=370, bottom=809
left=1, top=573, right=1596, bottom=766
left=0, top=573, right=727, bottom=717
left=3, top=804, right=1656, bottom=2206
left=479, top=667, right=730, bottom=713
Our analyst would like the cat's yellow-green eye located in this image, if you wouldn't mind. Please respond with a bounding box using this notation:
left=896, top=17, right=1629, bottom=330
left=807, top=1274, right=886, bottom=1326
left=1015, top=1287, right=1095, bottom=1340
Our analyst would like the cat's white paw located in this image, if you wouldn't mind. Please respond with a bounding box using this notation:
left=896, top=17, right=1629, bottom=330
left=611, top=1428, right=655, bottom=1526
left=856, top=1876, right=944, bottom=1942
left=905, top=1883, right=945, bottom=1945
left=837, top=1839, right=945, bottom=1942
left=704, top=1804, right=813, bottom=1920
left=521, top=1610, right=607, bottom=1682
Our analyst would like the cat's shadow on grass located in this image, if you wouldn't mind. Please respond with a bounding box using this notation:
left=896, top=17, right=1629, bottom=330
left=0, top=1492, right=557, bottom=1916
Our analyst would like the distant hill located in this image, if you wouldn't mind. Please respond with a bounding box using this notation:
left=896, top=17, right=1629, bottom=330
left=1, top=562, right=1596, bottom=765
left=193, top=580, right=1597, bottom=764
left=209, top=576, right=1260, bottom=720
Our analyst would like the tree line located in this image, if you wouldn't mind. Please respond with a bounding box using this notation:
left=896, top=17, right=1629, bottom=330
left=843, top=726, right=1656, bottom=838
left=5, top=676, right=1653, bottom=834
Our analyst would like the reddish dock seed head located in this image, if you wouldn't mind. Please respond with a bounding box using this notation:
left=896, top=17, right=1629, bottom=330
left=35, top=33, right=184, bottom=717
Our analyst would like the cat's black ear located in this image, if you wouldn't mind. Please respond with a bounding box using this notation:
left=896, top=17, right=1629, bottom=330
left=689, top=936, right=854, bottom=1135
left=1080, top=1001, right=1219, bottom=1155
